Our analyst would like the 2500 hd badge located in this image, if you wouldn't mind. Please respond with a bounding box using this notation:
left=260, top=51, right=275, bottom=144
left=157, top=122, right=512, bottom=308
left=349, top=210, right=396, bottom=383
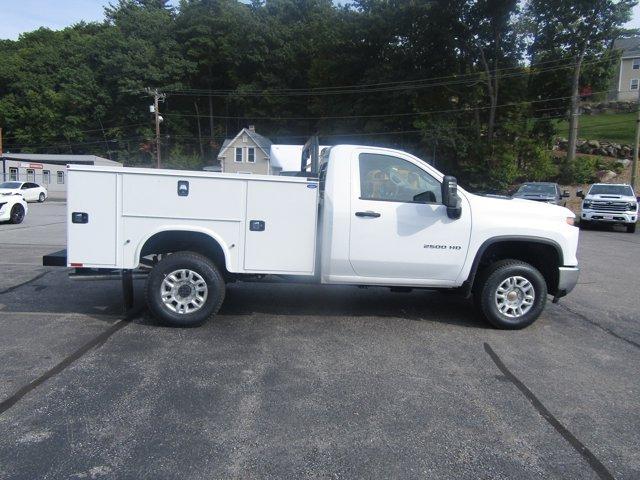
left=424, top=244, right=462, bottom=250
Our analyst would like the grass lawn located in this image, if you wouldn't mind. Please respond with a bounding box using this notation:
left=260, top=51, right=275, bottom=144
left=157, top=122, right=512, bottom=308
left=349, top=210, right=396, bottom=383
left=556, top=112, right=636, bottom=145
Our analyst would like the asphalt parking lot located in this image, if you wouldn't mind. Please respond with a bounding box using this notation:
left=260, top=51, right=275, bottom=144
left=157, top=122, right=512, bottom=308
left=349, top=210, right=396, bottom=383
left=0, top=202, right=638, bottom=479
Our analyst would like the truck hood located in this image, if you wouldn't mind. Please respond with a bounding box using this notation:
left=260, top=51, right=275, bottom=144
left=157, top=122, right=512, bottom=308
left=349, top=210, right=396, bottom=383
left=584, top=193, right=636, bottom=202
left=468, top=192, right=573, bottom=219
left=513, top=193, right=556, bottom=202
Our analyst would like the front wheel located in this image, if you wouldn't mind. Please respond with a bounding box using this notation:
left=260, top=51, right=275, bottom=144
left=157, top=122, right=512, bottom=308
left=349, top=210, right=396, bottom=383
left=475, top=260, right=547, bottom=330
left=9, top=204, right=25, bottom=224
left=627, top=223, right=636, bottom=234
left=145, top=251, right=225, bottom=327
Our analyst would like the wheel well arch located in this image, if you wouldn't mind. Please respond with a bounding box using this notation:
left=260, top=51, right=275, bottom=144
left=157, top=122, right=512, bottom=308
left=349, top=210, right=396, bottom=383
left=467, top=237, right=562, bottom=295
left=137, top=228, right=230, bottom=272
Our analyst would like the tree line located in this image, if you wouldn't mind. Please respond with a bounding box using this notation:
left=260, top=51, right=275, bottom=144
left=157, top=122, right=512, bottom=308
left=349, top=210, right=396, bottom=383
left=0, top=0, right=636, bottom=189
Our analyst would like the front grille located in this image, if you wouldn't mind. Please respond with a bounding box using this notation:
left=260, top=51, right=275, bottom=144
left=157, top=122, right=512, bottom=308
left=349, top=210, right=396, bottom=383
left=590, top=201, right=628, bottom=212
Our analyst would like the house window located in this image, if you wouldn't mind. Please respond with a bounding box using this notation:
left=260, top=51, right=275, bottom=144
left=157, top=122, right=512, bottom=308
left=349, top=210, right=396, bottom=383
left=43, top=170, right=50, bottom=184
left=633, top=59, right=640, bottom=70
left=235, top=147, right=243, bottom=162
left=247, top=147, right=255, bottom=163
left=57, top=171, right=65, bottom=184
left=9, top=168, right=18, bottom=181
left=26, top=169, right=35, bottom=182
left=631, top=78, right=639, bottom=90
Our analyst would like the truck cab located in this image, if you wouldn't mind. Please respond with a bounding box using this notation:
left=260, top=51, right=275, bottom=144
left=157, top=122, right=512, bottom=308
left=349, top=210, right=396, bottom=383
left=45, top=140, right=580, bottom=330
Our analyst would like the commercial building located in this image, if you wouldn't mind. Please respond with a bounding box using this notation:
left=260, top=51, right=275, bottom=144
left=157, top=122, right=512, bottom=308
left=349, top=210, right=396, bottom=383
left=0, top=153, right=122, bottom=198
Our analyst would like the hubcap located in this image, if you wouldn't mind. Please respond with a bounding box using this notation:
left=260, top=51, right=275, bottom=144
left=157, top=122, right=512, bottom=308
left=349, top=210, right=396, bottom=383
left=161, top=269, right=208, bottom=314
left=495, top=276, right=535, bottom=318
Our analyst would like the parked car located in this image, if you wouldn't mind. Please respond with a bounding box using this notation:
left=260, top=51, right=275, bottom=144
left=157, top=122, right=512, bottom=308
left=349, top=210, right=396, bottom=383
left=512, top=182, right=569, bottom=206
left=0, top=181, right=47, bottom=202
left=44, top=139, right=579, bottom=330
left=578, top=183, right=638, bottom=233
left=0, top=192, right=28, bottom=224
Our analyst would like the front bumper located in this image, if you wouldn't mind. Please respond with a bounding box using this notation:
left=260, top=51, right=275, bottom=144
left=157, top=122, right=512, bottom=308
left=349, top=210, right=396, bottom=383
left=554, top=266, right=579, bottom=301
left=581, top=210, right=637, bottom=224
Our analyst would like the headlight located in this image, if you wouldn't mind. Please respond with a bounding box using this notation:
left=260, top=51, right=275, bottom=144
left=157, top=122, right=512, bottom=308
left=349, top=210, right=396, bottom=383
left=627, top=202, right=637, bottom=211
left=583, top=201, right=591, bottom=209
left=0, top=202, right=6, bottom=209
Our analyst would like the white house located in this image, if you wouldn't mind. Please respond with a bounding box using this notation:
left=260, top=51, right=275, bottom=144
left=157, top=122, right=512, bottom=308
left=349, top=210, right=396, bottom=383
left=612, top=37, right=640, bottom=101
left=216, top=126, right=273, bottom=174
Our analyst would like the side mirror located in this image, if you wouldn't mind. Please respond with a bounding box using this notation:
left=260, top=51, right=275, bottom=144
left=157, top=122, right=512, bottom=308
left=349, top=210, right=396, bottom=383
left=562, top=190, right=570, bottom=198
left=441, top=175, right=462, bottom=219
left=413, top=191, right=436, bottom=203
left=576, top=190, right=584, bottom=199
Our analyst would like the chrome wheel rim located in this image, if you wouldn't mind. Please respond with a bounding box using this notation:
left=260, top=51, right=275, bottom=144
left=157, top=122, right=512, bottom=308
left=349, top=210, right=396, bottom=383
left=495, top=276, right=535, bottom=318
left=161, top=269, right=208, bottom=314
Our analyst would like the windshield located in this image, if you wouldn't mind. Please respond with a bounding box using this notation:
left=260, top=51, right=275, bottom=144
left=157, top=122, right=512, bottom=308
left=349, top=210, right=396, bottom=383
left=0, top=182, right=21, bottom=189
left=517, top=184, right=555, bottom=195
left=588, top=185, right=634, bottom=196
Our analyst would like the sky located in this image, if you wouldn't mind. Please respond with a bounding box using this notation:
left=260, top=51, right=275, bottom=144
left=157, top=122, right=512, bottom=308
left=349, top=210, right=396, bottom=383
left=1, top=0, right=640, bottom=41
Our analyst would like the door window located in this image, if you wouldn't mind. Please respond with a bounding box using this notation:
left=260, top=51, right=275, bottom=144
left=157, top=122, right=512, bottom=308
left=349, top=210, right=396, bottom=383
left=359, top=153, right=441, bottom=203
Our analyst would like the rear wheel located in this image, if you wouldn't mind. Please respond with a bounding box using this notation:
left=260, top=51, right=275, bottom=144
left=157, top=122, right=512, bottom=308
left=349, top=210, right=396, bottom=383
left=145, top=251, right=225, bottom=327
left=627, top=223, right=636, bottom=233
left=474, top=260, right=547, bottom=330
left=38, top=192, right=45, bottom=202
left=9, top=204, right=25, bottom=224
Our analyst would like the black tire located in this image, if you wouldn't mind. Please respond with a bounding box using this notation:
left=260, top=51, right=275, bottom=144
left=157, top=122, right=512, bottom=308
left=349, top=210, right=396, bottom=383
left=579, top=219, right=590, bottom=230
left=627, top=223, right=636, bottom=234
left=145, top=251, right=225, bottom=327
left=38, top=193, right=45, bottom=202
left=9, top=204, right=25, bottom=224
left=474, top=259, right=547, bottom=330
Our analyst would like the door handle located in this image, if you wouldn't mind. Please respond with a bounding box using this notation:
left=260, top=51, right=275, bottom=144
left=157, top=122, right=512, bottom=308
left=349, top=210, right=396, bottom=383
left=355, top=211, right=381, bottom=218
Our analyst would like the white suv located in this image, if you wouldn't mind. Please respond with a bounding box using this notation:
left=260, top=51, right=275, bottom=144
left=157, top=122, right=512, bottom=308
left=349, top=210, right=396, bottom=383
left=578, top=183, right=638, bottom=233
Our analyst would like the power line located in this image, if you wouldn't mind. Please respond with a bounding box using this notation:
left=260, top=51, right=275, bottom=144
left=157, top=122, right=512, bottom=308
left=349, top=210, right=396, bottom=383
left=1, top=122, right=150, bottom=141
left=158, top=58, right=610, bottom=98
left=161, top=89, right=617, bottom=121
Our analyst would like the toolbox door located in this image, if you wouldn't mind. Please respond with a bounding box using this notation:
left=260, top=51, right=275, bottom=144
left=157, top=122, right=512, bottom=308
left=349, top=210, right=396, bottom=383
left=244, top=180, right=318, bottom=274
left=67, top=170, right=117, bottom=267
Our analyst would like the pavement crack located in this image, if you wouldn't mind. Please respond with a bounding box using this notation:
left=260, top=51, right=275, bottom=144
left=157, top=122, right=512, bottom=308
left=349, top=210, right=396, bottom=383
left=483, top=342, right=614, bottom=480
left=558, top=303, right=640, bottom=350
left=0, top=306, right=142, bottom=416
left=0, top=271, right=50, bottom=295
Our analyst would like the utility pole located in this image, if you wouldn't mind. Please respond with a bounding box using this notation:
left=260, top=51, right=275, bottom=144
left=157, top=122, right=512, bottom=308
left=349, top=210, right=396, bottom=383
left=633, top=91, right=640, bottom=191
left=146, top=88, right=166, bottom=168
left=0, top=127, right=3, bottom=156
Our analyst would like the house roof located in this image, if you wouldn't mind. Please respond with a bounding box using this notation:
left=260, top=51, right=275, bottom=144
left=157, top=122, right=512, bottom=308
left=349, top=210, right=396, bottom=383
left=270, top=144, right=330, bottom=171
left=217, top=128, right=273, bottom=159
left=613, top=37, right=640, bottom=57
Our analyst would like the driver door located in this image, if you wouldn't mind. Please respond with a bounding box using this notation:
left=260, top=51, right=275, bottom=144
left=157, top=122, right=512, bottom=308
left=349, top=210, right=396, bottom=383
left=349, top=151, right=471, bottom=282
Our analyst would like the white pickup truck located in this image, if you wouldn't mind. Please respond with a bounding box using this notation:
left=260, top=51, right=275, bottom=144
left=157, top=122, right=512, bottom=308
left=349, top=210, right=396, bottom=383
left=44, top=139, right=579, bottom=329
